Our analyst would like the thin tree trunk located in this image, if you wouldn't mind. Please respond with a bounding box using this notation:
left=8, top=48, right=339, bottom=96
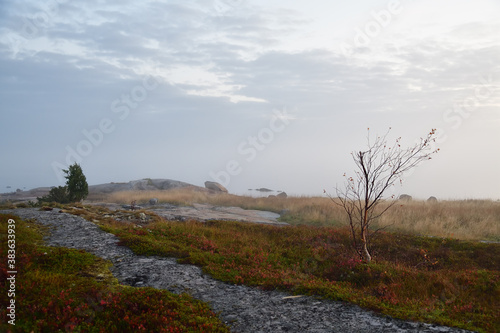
left=361, top=224, right=372, bottom=263
left=362, top=237, right=371, bottom=263
left=362, top=207, right=372, bottom=263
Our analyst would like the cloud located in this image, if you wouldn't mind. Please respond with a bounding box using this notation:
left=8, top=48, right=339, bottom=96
left=0, top=1, right=499, bottom=198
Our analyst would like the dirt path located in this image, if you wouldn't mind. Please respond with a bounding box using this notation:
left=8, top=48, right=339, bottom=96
left=4, top=208, right=473, bottom=333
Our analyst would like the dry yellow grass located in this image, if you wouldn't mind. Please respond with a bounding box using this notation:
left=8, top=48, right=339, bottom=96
left=376, top=199, right=500, bottom=241
left=94, top=189, right=500, bottom=241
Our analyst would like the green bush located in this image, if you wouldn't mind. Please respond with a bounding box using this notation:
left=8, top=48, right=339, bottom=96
left=37, top=186, right=70, bottom=204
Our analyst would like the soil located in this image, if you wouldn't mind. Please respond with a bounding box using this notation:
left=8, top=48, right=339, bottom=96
left=2, top=208, right=473, bottom=333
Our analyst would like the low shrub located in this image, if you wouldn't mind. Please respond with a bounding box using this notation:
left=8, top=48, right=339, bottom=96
left=101, top=218, right=499, bottom=332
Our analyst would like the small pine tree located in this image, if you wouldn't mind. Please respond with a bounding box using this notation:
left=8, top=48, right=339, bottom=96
left=63, top=163, right=89, bottom=202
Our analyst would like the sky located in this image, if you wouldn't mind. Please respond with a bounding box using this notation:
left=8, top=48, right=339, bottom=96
left=0, top=0, right=499, bottom=200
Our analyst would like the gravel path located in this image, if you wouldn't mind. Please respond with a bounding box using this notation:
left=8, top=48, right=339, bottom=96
left=3, top=208, right=474, bottom=333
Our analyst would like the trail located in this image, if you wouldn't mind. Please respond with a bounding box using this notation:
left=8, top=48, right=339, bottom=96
left=4, top=208, right=473, bottom=333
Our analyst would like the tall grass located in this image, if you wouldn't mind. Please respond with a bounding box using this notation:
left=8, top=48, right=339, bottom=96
left=98, top=189, right=500, bottom=241
left=377, top=200, right=500, bottom=241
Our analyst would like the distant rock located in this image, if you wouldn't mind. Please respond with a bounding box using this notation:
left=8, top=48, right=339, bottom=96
left=149, top=198, right=158, bottom=205
left=427, top=196, right=438, bottom=203
left=122, top=204, right=143, bottom=210
left=204, top=181, right=228, bottom=193
left=255, top=188, right=273, bottom=192
left=268, top=192, right=287, bottom=199
left=89, top=179, right=204, bottom=194
left=399, top=194, right=412, bottom=201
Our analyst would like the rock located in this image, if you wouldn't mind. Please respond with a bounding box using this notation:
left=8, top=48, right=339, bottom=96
left=427, top=196, right=438, bottom=203
left=88, top=179, right=205, bottom=195
left=205, top=181, right=228, bottom=193
left=399, top=194, right=412, bottom=201
left=122, top=204, right=143, bottom=210
left=149, top=198, right=158, bottom=205
left=277, top=192, right=288, bottom=199
left=268, top=195, right=276, bottom=198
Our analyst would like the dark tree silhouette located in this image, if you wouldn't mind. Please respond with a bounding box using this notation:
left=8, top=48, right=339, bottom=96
left=64, top=163, right=89, bottom=202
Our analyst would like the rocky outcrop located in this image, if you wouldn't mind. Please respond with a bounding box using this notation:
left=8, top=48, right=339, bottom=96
left=3, top=179, right=206, bottom=203
left=427, top=196, right=438, bottom=203
left=399, top=194, right=412, bottom=201
left=255, top=188, right=273, bottom=192
left=0, top=178, right=210, bottom=202
left=149, top=198, right=158, bottom=205
left=268, top=192, right=288, bottom=199
left=205, top=181, right=228, bottom=193
left=90, top=179, right=202, bottom=194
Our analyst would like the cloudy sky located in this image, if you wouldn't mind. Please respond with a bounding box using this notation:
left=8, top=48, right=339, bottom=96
left=1, top=0, right=499, bottom=199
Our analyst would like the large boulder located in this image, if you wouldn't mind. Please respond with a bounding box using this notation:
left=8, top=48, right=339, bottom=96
left=149, top=198, right=158, bottom=205
left=204, top=181, right=228, bottom=193
left=399, top=194, right=412, bottom=201
left=277, top=191, right=288, bottom=198
left=427, top=196, right=438, bottom=203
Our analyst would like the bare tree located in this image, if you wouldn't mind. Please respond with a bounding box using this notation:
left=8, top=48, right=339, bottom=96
left=327, top=128, right=439, bottom=263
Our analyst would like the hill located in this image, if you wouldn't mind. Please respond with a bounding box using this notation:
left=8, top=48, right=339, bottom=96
left=0, top=178, right=206, bottom=203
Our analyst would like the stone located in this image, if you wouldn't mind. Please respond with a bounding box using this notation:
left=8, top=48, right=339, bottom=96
left=399, top=194, right=412, bottom=201
left=122, top=204, right=143, bottom=210
left=427, top=196, right=438, bottom=203
left=205, top=181, right=228, bottom=193
left=149, top=198, right=158, bottom=205
left=277, top=192, right=288, bottom=199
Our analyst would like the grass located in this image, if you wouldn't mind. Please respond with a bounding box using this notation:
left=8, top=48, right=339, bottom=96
left=99, top=189, right=500, bottom=241
left=96, top=213, right=499, bottom=333
left=0, top=213, right=230, bottom=332
left=3, top=192, right=499, bottom=332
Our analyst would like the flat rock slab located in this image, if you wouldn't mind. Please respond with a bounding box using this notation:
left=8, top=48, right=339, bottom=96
left=3, top=208, right=473, bottom=333
left=154, top=203, right=286, bottom=225
left=92, top=202, right=286, bottom=225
